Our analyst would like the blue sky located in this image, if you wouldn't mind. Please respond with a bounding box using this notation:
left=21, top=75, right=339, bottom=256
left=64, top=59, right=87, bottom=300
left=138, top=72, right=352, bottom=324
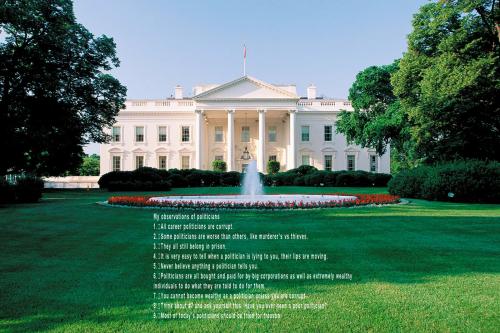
left=76, top=0, right=428, bottom=153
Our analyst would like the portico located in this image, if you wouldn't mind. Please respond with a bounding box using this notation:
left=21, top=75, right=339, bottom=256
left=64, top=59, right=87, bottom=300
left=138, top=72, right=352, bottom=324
left=194, top=107, right=295, bottom=173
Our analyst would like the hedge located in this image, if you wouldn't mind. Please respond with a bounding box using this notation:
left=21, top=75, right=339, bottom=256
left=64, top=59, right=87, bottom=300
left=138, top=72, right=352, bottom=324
left=388, top=160, right=500, bottom=203
left=264, top=166, right=391, bottom=187
left=0, top=176, right=44, bottom=203
left=98, top=166, right=392, bottom=191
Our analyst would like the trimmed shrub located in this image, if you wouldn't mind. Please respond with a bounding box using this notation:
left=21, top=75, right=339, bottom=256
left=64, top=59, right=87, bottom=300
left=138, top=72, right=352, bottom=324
left=98, top=166, right=392, bottom=190
left=387, top=167, right=430, bottom=198
left=294, top=165, right=318, bottom=176
left=304, top=171, right=328, bottom=186
left=267, top=160, right=280, bottom=174
left=293, top=176, right=306, bottom=186
left=388, top=160, right=500, bottom=203
left=15, top=176, right=44, bottom=203
left=221, top=171, right=241, bottom=186
left=0, top=179, right=15, bottom=204
left=167, top=174, right=188, bottom=188
left=212, top=160, right=227, bottom=172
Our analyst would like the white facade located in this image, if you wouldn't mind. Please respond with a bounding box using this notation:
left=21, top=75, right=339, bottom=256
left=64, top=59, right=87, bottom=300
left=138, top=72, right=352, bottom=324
left=100, top=76, right=390, bottom=175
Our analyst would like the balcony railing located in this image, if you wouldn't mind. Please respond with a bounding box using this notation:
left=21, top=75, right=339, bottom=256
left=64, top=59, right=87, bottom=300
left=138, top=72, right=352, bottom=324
left=125, top=99, right=194, bottom=111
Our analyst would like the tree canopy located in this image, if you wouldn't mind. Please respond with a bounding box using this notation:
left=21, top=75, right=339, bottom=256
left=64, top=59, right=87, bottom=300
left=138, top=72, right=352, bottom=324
left=78, top=154, right=100, bottom=176
left=392, top=0, right=500, bottom=163
left=0, top=0, right=126, bottom=176
left=337, top=0, right=500, bottom=168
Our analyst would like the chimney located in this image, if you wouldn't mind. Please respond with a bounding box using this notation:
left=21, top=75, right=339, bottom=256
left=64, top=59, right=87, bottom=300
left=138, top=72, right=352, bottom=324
left=175, top=85, right=183, bottom=99
left=307, top=84, right=316, bottom=99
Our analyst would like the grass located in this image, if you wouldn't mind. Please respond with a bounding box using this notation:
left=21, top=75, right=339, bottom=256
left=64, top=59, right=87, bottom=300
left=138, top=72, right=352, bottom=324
left=0, top=187, right=499, bottom=332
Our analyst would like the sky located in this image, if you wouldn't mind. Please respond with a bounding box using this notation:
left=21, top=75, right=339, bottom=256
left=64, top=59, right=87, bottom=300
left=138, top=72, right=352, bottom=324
left=76, top=0, right=428, bottom=154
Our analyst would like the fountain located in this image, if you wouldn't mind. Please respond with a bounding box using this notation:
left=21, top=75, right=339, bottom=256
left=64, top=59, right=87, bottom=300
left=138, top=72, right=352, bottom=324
left=148, top=159, right=357, bottom=208
left=241, top=160, right=263, bottom=198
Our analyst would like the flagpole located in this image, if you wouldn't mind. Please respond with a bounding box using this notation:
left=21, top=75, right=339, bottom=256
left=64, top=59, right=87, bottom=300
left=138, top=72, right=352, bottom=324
left=243, top=44, right=246, bottom=76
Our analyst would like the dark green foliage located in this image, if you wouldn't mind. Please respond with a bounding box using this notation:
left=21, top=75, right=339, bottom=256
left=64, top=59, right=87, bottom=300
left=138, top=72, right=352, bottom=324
left=0, top=179, right=15, bottom=204
left=99, top=166, right=391, bottom=190
left=212, top=160, right=227, bottom=172
left=98, top=168, right=242, bottom=190
left=388, top=160, right=500, bottom=203
left=267, top=160, right=280, bottom=174
left=13, top=176, right=44, bottom=203
left=264, top=167, right=391, bottom=187
left=0, top=0, right=126, bottom=175
left=294, top=165, right=318, bottom=176
left=391, top=0, right=500, bottom=163
left=336, top=61, right=409, bottom=161
left=99, top=167, right=171, bottom=191
left=78, top=154, right=100, bottom=176
left=221, top=172, right=241, bottom=186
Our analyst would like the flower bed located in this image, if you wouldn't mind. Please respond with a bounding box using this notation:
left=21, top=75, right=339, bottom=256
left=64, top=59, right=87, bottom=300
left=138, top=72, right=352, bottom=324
left=107, top=193, right=400, bottom=210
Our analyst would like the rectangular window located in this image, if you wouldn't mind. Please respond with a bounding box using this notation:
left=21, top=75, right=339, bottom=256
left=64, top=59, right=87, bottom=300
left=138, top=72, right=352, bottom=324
left=302, top=155, right=310, bottom=166
left=301, top=126, right=310, bottom=142
left=135, top=155, right=144, bottom=169
left=347, top=154, right=356, bottom=171
left=112, top=126, right=121, bottom=142
left=324, top=125, right=332, bottom=142
left=324, top=155, right=332, bottom=171
left=181, top=156, right=190, bottom=169
left=158, top=126, right=167, bottom=142
left=269, top=155, right=277, bottom=162
left=214, top=126, right=223, bottom=142
left=135, top=126, right=144, bottom=142
left=158, top=156, right=167, bottom=170
left=181, top=126, right=190, bottom=142
left=112, top=156, right=121, bottom=171
left=268, top=126, right=277, bottom=142
left=242, top=163, right=248, bottom=173
left=370, top=155, right=378, bottom=172
left=241, top=126, right=250, bottom=142
left=214, top=155, right=223, bottom=161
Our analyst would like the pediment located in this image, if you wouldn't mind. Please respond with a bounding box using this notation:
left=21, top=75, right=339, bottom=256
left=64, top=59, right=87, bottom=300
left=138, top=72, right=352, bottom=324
left=193, top=76, right=298, bottom=100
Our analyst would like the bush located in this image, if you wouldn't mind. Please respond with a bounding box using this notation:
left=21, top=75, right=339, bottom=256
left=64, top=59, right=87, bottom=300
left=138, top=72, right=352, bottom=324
left=98, top=167, right=243, bottom=190
left=0, top=179, right=15, bottom=204
left=294, top=165, right=318, bottom=176
left=212, top=160, right=227, bottom=172
left=221, top=171, right=241, bottom=186
left=15, top=176, right=44, bottom=203
left=388, top=160, right=500, bottom=203
left=98, top=166, right=392, bottom=191
left=293, top=176, right=306, bottom=186
left=267, top=160, right=280, bottom=174
left=99, top=167, right=171, bottom=191
left=167, top=174, right=188, bottom=188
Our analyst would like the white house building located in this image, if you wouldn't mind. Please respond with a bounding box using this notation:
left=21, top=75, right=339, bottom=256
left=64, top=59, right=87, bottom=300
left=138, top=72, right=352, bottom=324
left=99, top=76, right=390, bottom=175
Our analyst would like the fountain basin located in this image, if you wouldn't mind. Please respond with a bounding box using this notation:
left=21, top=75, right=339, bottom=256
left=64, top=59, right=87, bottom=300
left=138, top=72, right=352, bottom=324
left=148, top=194, right=357, bottom=205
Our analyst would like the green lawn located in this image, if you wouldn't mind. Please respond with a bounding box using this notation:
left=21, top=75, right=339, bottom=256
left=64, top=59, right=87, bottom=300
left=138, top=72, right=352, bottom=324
left=0, top=187, right=499, bottom=332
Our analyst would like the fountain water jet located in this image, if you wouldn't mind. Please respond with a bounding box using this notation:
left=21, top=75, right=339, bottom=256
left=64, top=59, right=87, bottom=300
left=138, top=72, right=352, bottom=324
left=241, top=160, right=263, bottom=198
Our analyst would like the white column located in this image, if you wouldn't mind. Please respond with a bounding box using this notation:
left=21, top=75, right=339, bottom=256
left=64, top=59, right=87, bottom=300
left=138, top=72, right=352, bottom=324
left=289, top=110, right=296, bottom=170
left=195, top=109, right=203, bottom=169
left=227, top=110, right=235, bottom=171
left=258, top=109, right=266, bottom=173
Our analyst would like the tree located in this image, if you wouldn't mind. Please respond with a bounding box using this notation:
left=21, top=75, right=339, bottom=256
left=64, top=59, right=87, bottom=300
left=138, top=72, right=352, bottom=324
left=392, top=0, right=500, bottom=163
left=212, top=160, right=227, bottom=172
left=0, top=0, right=126, bottom=176
left=336, top=61, right=415, bottom=172
left=267, top=160, right=280, bottom=174
left=78, top=154, right=100, bottom=176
